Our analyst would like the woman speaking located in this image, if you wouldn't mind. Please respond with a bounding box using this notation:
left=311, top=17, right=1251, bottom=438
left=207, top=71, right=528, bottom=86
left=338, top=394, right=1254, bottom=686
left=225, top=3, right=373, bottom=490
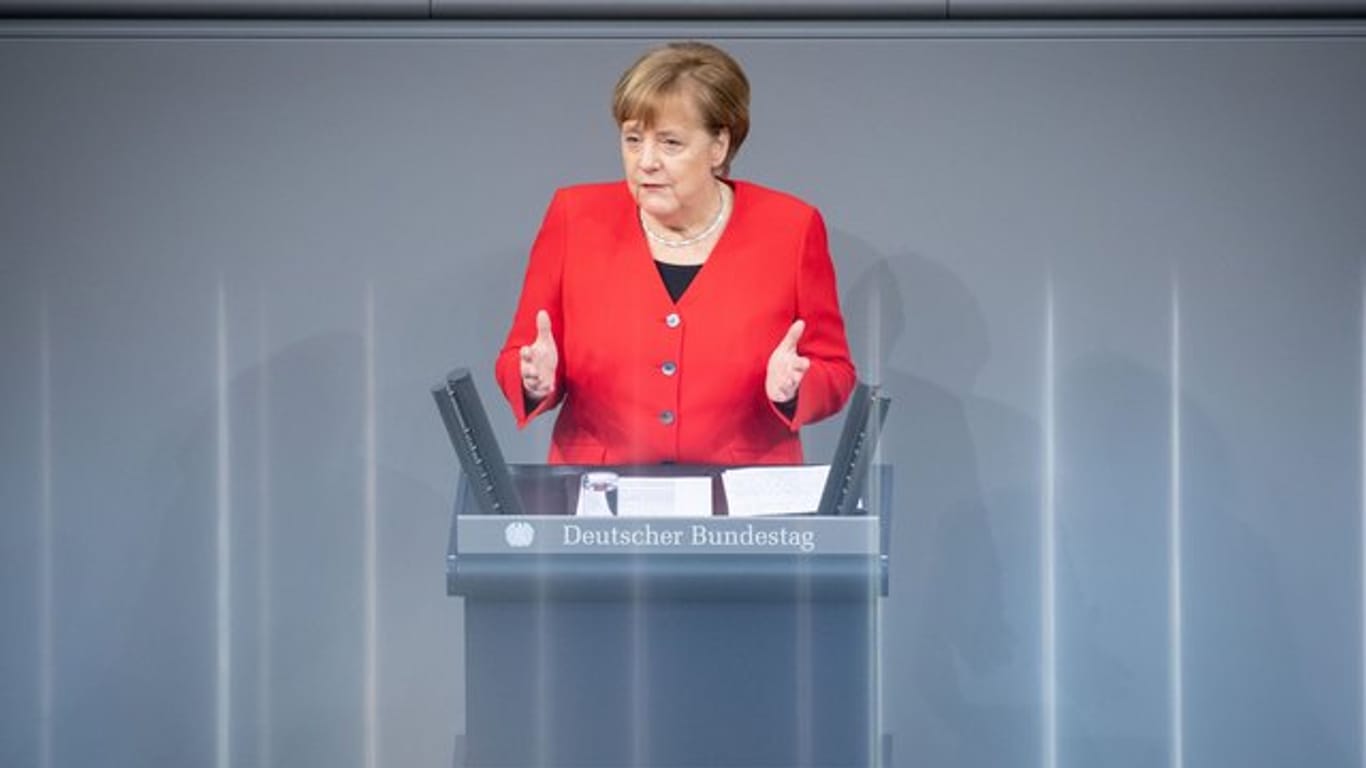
left=496, top=41, right=855, bottom=465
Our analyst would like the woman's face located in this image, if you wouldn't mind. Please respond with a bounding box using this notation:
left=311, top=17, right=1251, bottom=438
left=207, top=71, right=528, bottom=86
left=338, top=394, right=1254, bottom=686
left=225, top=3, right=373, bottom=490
left=620, top=92, right=730, bottom=230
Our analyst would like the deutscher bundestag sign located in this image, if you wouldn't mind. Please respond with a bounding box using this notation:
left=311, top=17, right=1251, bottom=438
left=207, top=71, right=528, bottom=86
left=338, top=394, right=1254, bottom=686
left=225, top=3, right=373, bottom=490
left=458, top=516, right=878, bottom=556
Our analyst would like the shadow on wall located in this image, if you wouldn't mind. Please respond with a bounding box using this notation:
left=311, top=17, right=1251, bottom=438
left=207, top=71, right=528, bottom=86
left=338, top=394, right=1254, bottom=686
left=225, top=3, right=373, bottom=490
left=54, top=331, right=372, bottom=766
left=221, top=331, right=369, bottom=766
left=125, top=328, right=458, bottom=767
left=1055, top=352, right=1174, bottom=765
left=1057, top=353, right=1346, bottom=767
left=833, top=236, right=1346, bottom=766
left=833, top=232, right=1038, bottom=768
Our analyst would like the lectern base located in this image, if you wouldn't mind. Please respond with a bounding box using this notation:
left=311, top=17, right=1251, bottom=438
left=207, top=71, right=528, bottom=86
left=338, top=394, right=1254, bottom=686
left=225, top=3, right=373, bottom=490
left=462, top=598, right=877, bottom=768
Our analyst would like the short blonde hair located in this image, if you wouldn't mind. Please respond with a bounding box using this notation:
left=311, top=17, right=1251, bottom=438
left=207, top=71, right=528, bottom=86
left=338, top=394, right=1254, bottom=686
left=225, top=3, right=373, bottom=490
left=612, top=41, right=751, bottom=177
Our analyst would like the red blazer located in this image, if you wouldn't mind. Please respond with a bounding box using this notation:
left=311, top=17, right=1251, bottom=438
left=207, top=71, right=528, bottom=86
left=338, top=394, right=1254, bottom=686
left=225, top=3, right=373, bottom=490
left=496, top=179, right=855, bottom=465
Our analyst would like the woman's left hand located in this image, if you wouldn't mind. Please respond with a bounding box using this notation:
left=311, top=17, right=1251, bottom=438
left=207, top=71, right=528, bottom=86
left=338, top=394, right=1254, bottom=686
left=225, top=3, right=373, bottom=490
left=766, top=319, right=810, bottom=404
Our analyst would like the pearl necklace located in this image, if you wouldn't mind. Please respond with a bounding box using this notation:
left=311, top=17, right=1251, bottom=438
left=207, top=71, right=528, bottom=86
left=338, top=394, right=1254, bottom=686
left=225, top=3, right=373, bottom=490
left=640, top=182, right=728, bottom=248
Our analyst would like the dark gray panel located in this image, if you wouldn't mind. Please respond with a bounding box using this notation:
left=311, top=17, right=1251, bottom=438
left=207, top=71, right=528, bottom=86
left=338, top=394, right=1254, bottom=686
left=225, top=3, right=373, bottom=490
left=0, top=0, right=949, bottom=21
left=431, top=0, right=946, bottom=19
left=5, top=18, right=1366, bottom=38
left=6, top=0, right=1366, bottom=20
left=952, top=0, right=1366, bottom=16
left=0, top=0, right=427, bottom=18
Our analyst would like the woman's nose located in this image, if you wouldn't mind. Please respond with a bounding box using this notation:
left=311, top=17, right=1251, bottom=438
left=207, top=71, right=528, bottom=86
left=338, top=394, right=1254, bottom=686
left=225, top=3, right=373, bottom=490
left=638, top=141, right=660, bottom=171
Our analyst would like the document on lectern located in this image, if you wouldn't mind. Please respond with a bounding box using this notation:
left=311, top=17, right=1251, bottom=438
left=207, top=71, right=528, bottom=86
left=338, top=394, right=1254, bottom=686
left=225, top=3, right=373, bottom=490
left=722, top=465, right=830, bottom=517
left=576, top=476, right=712, bottom=517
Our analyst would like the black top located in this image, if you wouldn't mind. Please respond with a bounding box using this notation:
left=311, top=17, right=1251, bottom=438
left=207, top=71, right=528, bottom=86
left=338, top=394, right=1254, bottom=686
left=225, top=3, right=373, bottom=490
left=655, top=260, right=702, bottom=303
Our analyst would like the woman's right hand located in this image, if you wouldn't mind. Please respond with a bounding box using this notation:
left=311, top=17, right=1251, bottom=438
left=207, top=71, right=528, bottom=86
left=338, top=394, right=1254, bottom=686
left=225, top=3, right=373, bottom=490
left=519, top=309, right=559, bottom=401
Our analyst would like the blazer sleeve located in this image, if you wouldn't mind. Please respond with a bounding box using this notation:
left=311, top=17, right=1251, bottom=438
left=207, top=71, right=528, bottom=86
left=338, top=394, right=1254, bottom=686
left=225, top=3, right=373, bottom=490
left=769, top=207, right=857, bottom=430
left=495, top=190, right=568, bottom=428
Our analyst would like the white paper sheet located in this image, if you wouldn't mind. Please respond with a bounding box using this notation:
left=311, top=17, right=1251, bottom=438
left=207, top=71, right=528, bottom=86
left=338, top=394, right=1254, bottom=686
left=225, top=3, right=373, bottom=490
left=619, top=476, right=712, bottom=517
left=576, top=476, right=713, bottom=517
left=721, top=465, right=830, bottom=517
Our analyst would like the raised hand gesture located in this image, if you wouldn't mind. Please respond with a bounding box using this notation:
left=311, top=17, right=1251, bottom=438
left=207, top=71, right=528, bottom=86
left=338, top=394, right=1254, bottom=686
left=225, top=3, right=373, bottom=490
left=519, top=309, right=558, bottom=401
left=766, top=319, right=810, bottom=404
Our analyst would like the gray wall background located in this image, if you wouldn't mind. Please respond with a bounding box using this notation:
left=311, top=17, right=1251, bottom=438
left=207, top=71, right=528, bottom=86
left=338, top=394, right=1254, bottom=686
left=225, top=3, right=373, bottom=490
left=1, top=19, right=1364, bottom=768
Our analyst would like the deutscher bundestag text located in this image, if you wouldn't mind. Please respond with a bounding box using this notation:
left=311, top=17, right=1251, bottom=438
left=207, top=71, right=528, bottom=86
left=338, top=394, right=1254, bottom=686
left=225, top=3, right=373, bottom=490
left=562, top=523, right=816, bottom=553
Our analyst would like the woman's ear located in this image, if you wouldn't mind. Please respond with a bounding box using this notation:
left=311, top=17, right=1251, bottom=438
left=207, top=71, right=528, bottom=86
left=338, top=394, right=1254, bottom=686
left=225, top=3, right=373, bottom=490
left=711, top=128, right=731, bottom=171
